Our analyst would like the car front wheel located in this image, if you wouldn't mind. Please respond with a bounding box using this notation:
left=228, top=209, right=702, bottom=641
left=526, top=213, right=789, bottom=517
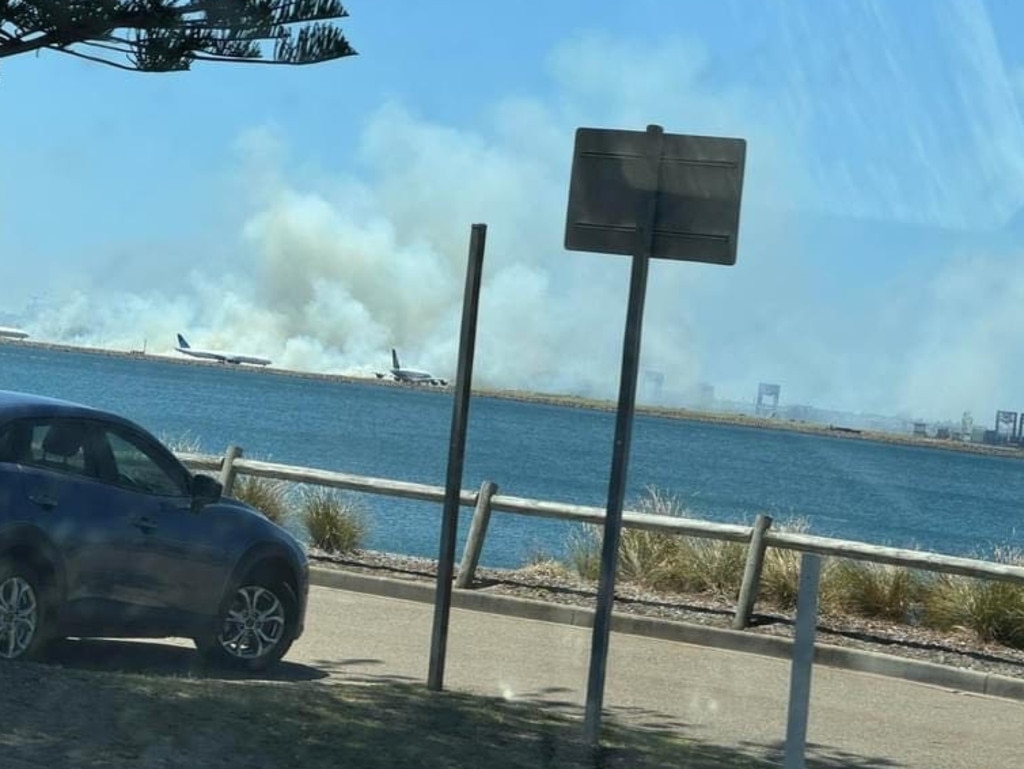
left=197, top=579, right=296, bottom=671
left=0, top=561, right=50, bottom=661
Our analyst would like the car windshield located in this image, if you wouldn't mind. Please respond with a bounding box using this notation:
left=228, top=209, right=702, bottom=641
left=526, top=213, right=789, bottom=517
left=2, top=2, right=1023, bottom=768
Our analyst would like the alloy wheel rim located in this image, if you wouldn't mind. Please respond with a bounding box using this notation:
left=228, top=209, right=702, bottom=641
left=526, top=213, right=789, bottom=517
left=218, top=585, right=286, bottom=660
left=0, top=576, right=38, bottom=659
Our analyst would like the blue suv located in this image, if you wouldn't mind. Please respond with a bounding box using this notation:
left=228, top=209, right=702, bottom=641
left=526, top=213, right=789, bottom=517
left=0, top=390, right=308, bottom=670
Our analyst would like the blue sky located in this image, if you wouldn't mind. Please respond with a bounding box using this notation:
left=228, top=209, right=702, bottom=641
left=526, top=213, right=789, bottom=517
left=3, top=0, right=1024, bottom=421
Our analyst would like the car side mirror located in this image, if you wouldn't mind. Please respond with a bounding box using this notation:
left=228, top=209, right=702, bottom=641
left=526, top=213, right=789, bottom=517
left=191, top=474, right=223, bottom=510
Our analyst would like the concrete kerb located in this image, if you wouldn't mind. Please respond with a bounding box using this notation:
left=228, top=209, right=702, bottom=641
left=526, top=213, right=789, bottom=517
left=309, top=566, right=1024, bottom=703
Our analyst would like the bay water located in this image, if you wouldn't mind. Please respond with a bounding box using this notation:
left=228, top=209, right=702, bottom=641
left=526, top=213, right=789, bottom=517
left=1, top=343, right=1022, bottom=568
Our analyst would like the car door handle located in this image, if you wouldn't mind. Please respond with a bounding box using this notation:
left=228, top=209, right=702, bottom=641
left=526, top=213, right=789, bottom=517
left=27, top=493, right=58, bottom=510
left=131, top=516, right=158, bottom=533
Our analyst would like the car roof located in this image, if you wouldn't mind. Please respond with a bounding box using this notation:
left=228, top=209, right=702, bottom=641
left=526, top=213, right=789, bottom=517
left=0, top=389, right=132, bottom=426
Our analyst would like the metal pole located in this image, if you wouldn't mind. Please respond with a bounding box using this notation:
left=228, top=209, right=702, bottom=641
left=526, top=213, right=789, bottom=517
left=784, top=553, right=822, bottom=769
left=427, top=223, right=487, bottom=691
left=583, top=124, right=664, bottom=744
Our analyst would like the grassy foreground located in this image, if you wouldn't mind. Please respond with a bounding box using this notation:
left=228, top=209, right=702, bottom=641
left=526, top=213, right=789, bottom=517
left=0, top=658, right=788, bottom=769
left=567, top=490, right=1024, bottom=651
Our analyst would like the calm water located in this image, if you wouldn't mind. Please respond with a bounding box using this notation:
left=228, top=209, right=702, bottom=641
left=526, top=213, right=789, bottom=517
left=2, top=343, right=1022, bottom=567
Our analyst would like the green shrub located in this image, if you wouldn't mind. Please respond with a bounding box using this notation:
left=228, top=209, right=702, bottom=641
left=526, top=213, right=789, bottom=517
left=230, top=475, right=292, bottom=526
left=568, top=525, right=602, bottom=581
left=672, top=537, right=747, bottom=596
left=756, top=519, right=812, bottom=610
left=616, top=527, right=685, bottom=588
left=923, top=577, right=1024, bottom=648
left=922, top=549, right=1024, bottom=648
left=564, top=498, right=1024, bottom=652
left=565, top=488, right=744, bottom=597
left=301, top=487, right=367, bottom=554
left=823, top=561, right=929, bottom=622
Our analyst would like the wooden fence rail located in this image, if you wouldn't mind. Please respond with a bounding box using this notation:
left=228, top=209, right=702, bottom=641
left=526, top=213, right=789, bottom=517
left=177, top=447, right=1024, bottom=629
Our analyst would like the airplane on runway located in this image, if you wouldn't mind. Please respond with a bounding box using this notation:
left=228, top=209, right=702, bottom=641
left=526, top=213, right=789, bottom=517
left=173, top=333, right=272, bottom=366
left=375, top=348, right=447, bottom=385
left=0, top=326, right=28, bottom=340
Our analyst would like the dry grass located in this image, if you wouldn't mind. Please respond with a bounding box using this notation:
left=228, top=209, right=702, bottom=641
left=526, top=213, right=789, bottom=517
left=162, top=431, right=203, bottom=454
left=568, top=489, right=745, bottom=598
left=822, top=561, right=929, bottom=622
left=565, top=496, right=1024, bottom=651
left=230, top=475, right=293, bottom=526
left=301, top=487, right=367, bottom=554
left=922, top=548, right=1024, bottom=648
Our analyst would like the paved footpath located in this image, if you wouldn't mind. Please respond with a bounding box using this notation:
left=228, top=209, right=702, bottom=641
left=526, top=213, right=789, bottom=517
left=292, top=585, right=1024, bottom=769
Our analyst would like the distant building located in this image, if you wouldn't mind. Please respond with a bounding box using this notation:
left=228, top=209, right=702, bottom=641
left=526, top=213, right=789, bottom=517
left=756, top=383, right=781, bottom=417
left=642, top=370, right=665, bottom=402
left=995, top=410, right=1019, bottom=441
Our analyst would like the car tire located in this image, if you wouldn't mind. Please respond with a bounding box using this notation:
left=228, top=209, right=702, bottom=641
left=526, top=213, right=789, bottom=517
left=0, top=559, right=52, bottom=662
left=195, top=575, right=296, bottom=672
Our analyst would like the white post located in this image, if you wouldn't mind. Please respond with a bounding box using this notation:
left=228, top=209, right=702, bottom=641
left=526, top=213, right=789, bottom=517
left=784, top=553, right=821, bottom=769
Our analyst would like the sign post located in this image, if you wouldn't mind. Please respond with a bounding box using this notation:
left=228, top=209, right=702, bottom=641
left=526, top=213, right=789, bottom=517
left=564, top=125, right=746, bottom=744
left=427, top=223, right=488, bottom=691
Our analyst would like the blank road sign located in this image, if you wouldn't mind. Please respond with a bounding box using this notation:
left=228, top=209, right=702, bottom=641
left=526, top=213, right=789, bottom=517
left=564, top=127, right=746, bottom=265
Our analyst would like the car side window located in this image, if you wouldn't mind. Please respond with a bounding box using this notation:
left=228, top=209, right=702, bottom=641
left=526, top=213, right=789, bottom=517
left=0, top=421, right=32, bottom=464
left=31, top=420, right=91, bottom=478
left=104, top=429, right=188, bottom=497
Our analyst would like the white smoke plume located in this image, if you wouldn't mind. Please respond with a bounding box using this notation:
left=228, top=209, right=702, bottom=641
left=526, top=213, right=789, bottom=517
left=19, top=1, right=1024, bottom=421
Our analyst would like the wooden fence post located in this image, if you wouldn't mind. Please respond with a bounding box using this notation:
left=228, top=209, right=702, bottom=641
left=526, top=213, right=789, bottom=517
left=733, top=513, right=773, bottom=630
left=455, top=480, right=499, bottom=588
left=218, top=444, right=244, bottom=496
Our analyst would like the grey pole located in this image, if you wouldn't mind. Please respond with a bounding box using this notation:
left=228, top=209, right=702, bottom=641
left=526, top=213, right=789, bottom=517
left=427, top=223, right=487, bottom=691
left=582, top=125, right=664, bottom=744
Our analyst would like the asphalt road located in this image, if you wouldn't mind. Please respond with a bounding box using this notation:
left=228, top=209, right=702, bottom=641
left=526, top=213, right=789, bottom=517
left=287, top=585, right=1024, bottom=769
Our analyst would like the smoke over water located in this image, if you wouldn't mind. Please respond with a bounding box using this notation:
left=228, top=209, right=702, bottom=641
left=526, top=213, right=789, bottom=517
left=20, top=2, right=1024, bottom=421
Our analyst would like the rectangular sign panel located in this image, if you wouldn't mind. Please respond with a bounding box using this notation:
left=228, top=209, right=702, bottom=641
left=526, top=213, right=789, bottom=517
left=564, top=127, right=746, bottom=265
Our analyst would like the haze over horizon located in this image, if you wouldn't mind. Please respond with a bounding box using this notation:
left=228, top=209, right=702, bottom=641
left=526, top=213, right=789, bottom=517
left=4, top=1, right=1024, bottom=422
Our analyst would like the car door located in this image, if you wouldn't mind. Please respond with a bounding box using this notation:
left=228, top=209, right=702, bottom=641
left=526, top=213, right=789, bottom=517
left=99, top=425, right=232, bottom=625
left=14, top=418, right=142, bottom=631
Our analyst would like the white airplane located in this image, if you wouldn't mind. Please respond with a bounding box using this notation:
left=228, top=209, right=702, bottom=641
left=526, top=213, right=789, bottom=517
left=376, top=348, right=447, bottom=386
left=0, top=326, right=28, bottom=340
left=173, top=333, right=272, bottom=367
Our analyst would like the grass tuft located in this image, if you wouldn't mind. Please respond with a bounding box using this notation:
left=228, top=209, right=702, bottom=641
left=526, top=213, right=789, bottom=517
left=822, top=561, right=929, bottom=622
left=568, top=525, right=602, bottom=581
left=922, top=548, right=1024, bottom=648
left=567, top=488, right=745, bottom=597
left=301, top=487, right=367, bottom=554
left=230, top=475, right=292, bottom=526
left=162, top=431, right=203, bottom=454
left=561, top=495, right=1024, bottom=651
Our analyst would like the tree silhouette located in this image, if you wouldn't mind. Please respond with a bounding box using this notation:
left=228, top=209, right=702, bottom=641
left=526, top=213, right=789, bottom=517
left=0, top=1, right=356, bottom=72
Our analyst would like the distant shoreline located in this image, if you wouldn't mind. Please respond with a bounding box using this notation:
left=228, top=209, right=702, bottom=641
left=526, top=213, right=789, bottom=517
left=4, top=337, right=1022, bottom=462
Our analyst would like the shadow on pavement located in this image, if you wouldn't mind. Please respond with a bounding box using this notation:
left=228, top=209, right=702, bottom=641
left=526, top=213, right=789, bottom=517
left=43, top=637, right=329, bottom=682
left=749, top=740, right=905, bottom=769
left=0, top=660, right=908, bottom=769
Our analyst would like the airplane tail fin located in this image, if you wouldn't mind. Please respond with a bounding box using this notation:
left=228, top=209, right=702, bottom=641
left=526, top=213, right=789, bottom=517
left=391, top=348, right=400, bottom=369
left=176, top=334, right=190, bottom=349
